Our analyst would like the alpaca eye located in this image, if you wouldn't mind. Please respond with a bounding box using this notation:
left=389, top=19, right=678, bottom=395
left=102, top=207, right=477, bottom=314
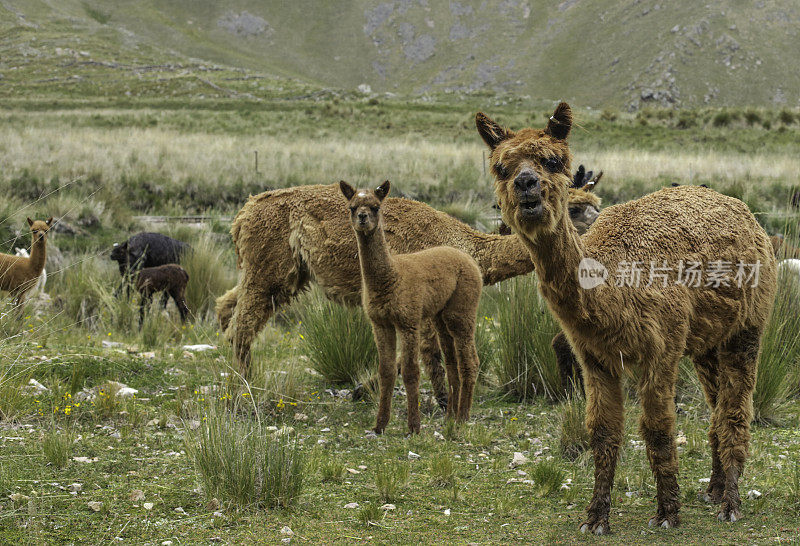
left=349, top=206, right=357, bottom=213
left=544, top=157, right=562, bottom=172
left=370, top=207, right=379, bottom=213
left=493, top=163, right=509, bottom=179
left=569, top=207, right=581, bottom=218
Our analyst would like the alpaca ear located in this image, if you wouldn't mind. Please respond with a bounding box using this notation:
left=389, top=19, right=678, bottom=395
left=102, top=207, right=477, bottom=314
left=545, top=102, right=572, bottom=140
left=476, top=112, right=512, bottom=150
left=27, top=217, right=33, bottom=227
left=572, top=165, right=586, bottom=188
left=339, top=180, right=356, bottom=201
left=586, top=171, right=603, bottom=190
left=46, top=217, right=53, bottom=226
left=375, top=180, right=391, bottom=201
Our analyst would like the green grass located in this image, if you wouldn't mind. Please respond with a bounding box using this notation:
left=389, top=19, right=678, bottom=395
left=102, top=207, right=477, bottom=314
left=298, top=290, right=377, bottom=385
left=492, top=275, right=561, bottom=401
left=186, top=405, right=306, bottom=509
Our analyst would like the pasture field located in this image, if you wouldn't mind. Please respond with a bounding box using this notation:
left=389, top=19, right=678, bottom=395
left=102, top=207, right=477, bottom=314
left=1, top=97, right=800, bottom=544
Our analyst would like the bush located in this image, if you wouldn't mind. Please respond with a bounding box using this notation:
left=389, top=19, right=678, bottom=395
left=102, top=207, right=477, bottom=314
left=493, top=275, right=561, bottom=401
left=778, top=109, right=796, bottom=126
left=712, top=110, right=732, bottom=127
left=744, top=109, right=762, bottom=126
left=187, top=408, right=306, bottom=509
left=298, top=290, right=377, bottom=385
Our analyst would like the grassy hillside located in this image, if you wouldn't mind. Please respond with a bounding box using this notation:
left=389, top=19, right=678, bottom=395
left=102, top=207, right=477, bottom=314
left=2, top=0, right=799, bottom=107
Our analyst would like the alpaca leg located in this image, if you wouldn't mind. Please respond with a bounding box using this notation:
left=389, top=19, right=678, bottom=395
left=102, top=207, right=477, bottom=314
left=693, top=348, right=724, bottom=503
left=580, top=357, right=624, bottom=536
left=420, top=320, right=448, bottom=410
left=714, top=327, right=761, bottom=522
left=228, top=280, right=287, bottom=377
left=170, top=288, right=190, bottom=323
left=434, top=316, right=459, bottom=421
left=552, top=331, right=583, bottom=396
left=372, top=323, right=397, bottom=434
left=639, top=361, right=681, bottom=529
left=443, top=313, right=478, bottom=423
left=397, top=328, right=422, bottom=434
left=454, top=338, right=478, bottom=423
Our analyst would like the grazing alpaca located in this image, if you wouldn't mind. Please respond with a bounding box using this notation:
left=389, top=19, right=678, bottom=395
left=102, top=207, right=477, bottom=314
left=110, top=232, right=191, bottom=276
left=0, top=218, right=52, bottom=309
left=14, top=247, right=46, bottom=295
left=340, top=180, right=482, bottom=434
left=218, top=181, right=601, bottom=407
left=135, top=264, right=190, bottom=325
left=477, top=104, right=777, bottom=533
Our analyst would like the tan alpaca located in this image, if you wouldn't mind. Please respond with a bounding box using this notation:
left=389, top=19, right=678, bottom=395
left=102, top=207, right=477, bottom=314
left=340, top=180, right=482, bottom=434
left=0, top=217, right=53, bottom=310
left=477, top=104, right=776, bottom=533
left=218, top=181, right=601, bottom=408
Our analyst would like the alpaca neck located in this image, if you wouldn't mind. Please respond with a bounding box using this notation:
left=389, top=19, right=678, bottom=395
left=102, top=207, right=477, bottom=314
left=356, top=227, right=398, bottom=295
left=520, top=213, right=588, bottom=314
left=472, top=233, right=535, bottom=285
left=28, top=236, right=47, bottom=274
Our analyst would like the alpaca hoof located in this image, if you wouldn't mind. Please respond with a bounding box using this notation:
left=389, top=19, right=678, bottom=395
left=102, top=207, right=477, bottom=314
left=717, top=508, right=741, bottom=522
left=579, top=520, right=608, bottom=535
left=365, top=431, right=378, bottom=439
left=661, top=520, right=671, bottom=529
left=649, top=515, right=678, bottom=529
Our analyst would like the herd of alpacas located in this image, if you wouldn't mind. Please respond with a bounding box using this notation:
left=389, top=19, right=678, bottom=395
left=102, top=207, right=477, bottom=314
left=0, top=103, right=784, bottom=535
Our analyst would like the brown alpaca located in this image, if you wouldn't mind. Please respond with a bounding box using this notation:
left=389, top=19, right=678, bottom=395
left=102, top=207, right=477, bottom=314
left=135, top=264, right=190, bottom=325
left=770, top=234, right=800, bottom=259
left=477, top=104, right=777, bottom=533
left=340, top=180, right=482, bottom=434
left=0, top=217, right=52, bottom=310
left=217, top=182, right=600, bottom=407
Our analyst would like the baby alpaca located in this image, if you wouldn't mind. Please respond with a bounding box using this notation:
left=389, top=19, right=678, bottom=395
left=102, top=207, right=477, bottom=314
left=0, top=217, right=52, bottom=310
left=135, top=264, right=190, bottom=325
left=14, top=247, right=46, bottom=295
left=340, top=181, right=482, bottom=434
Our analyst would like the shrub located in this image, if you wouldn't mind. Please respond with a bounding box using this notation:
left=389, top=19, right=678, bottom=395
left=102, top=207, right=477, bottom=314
left=187, top=408, right=306, bottom=509
left=298, top=289, right=377, bottom=385
left=600, top=109, right=618, bottom=122
left=375, top=459, right=409, bottom=503
left=493, top=275, right=561, bottom=401
left=743, top=109, right=762, bottom=126
left=712, top=110, right=732, bottom=127
left=778, top=109, right=796, bottom=126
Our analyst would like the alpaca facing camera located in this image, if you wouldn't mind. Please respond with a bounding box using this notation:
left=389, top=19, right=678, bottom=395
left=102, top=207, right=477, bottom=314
left=340, top=180, right=483, bottom=434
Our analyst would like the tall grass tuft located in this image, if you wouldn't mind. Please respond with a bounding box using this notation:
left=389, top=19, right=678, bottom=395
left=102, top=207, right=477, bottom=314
left=753, top=266, right=800, bottom=422
left=182, top=233, right=237, bottom=319
left=558, top=394, right=590, bottom=461
left=375, top=459, right=409, bottom=503
left=493, top=275, right=561, bottom=401
left=42, top=428, right=72, bottom=469
left=187, top=407, right=306, bottom=509
left=297, top=290, right=377, bottom=385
